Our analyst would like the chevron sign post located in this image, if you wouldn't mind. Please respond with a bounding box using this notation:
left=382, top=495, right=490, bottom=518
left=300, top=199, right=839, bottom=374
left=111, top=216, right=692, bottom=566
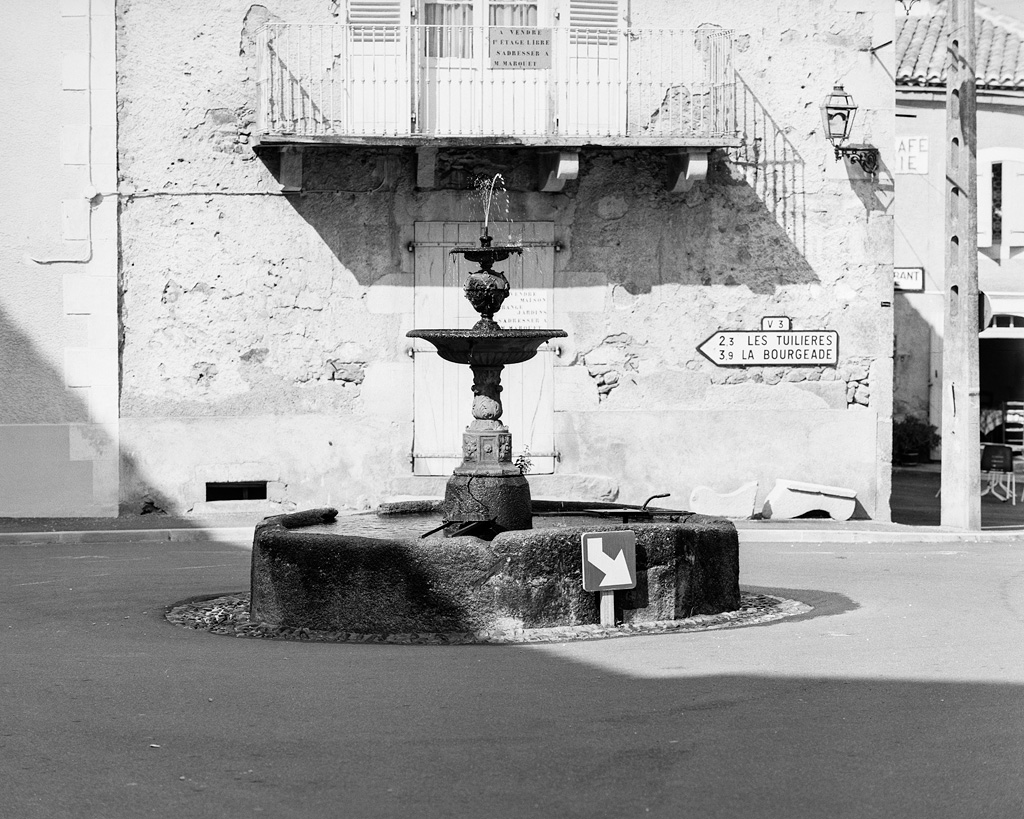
left=581, top=531, right=637, bottom=626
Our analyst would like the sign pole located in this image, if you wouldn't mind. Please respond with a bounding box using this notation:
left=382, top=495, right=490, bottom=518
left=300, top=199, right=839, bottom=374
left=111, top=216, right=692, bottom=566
left=600, top=591, right=615, bottom=627
left=940, top=0, right=981, bottom=530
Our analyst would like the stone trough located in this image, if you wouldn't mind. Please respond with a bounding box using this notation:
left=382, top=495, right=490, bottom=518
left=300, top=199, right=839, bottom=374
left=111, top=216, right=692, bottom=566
left=250, top=508, right=741, bottom=634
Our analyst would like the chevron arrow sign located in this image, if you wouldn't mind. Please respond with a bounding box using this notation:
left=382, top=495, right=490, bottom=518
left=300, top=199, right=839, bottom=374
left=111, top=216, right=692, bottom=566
left=581, top=531, right=637, bottom=592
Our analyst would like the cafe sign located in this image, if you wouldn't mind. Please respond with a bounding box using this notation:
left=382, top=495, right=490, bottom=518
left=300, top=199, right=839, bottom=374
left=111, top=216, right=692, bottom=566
left=489, top=28, right=552, bottom=69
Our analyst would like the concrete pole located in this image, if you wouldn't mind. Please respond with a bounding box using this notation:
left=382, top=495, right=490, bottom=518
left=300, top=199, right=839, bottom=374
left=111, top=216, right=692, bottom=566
left=940, top=0, right=981, bottom=529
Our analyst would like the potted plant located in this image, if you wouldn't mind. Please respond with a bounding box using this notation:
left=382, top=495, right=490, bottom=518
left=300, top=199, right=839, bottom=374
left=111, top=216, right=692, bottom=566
left=893, top=415, right=941, bottom=465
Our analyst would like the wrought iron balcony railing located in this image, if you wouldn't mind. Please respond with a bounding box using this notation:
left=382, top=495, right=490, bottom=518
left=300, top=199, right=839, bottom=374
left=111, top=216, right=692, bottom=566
left=255, top=24, right=736, bottom=144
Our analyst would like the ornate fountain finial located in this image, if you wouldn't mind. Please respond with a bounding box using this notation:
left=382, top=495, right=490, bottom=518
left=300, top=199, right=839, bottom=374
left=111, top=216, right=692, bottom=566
left=455, top=231, right=521, bottom=329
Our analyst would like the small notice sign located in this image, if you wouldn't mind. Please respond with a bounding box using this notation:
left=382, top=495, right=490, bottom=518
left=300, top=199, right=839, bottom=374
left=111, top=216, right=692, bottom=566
left=489, top=27, right=552, bottom=69
left=499, top=289, right=549, bottom=329
left=893, top=267, right=925, bottom=292
left=698, top=321, right=839, bottom=367
left=581, top=531, right=637, bottom=592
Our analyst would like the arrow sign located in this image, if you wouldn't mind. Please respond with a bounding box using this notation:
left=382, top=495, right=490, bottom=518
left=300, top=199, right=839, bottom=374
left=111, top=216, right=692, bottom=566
left=697, top=329, right=839, bottom=367
left=581, top=531, right=637, bottom=592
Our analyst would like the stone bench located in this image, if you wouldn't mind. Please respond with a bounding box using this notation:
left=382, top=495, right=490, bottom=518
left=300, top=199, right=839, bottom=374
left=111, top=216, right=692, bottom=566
left=761, top=479, right=857, bottom=521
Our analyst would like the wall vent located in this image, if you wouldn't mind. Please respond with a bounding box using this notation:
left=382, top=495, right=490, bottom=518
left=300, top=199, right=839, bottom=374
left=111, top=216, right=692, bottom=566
left=206, top=481, right=268, bottom=502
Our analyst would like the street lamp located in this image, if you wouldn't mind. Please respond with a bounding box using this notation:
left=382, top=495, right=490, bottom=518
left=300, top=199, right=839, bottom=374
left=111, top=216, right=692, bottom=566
left=821, top=84, right=880, bottom=176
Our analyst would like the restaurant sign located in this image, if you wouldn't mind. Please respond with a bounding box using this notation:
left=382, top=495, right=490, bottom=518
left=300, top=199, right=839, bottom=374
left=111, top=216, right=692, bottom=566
left=893, top=267, right=925, bottom=292
left=489, top=28, right=552, bottom=69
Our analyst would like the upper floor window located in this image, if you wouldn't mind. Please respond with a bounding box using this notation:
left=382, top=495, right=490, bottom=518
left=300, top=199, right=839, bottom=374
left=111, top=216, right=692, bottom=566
left=424, top=1, right=474, bottom=57
left=978, top=149, right=1024, bottom=254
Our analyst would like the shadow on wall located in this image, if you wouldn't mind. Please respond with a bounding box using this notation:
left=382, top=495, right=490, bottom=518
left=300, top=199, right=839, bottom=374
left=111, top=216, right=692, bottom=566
left=0, top=302, right=177, bottom=517
left=893, top=293, right=935, bottom=419
left=731, top=75, right=807, bottom=260
left=257, top=83, right=819, bottom=298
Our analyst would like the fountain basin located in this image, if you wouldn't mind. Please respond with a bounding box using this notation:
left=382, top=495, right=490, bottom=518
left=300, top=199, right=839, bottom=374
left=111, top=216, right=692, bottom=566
left=250, top=508, right=741, bottom=634
left=406, top=328, right=567, bottom=366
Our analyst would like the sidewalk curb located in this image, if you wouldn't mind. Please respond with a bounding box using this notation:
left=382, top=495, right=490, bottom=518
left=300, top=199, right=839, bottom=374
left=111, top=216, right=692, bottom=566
left=0, top=527, right=255, bottom=546
left=0, top=524, right=1021, bottom=546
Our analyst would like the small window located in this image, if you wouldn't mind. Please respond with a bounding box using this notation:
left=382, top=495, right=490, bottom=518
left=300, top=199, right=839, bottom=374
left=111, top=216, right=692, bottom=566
left=206, top=481, right=268, bottom=502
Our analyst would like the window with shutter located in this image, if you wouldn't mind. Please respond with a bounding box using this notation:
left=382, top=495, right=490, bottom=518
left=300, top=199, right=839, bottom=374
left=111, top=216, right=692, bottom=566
left=977, top=149, right=1024, bottom=253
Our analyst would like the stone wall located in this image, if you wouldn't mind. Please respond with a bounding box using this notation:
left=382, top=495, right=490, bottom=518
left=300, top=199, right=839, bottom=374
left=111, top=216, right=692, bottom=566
left=116, top=0, right=894, bottom=517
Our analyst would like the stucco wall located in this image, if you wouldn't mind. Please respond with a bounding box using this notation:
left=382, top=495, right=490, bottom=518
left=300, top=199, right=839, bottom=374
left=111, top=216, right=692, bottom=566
left=0, top=0, right=119, bottom=516
left=116, top=0, right=894, bottom=517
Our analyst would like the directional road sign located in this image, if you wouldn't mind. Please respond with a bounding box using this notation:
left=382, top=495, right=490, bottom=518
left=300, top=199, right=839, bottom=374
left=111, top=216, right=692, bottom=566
left=697, top=329, right=839, bottom=367
left=581, top=531, right=637, bottom=592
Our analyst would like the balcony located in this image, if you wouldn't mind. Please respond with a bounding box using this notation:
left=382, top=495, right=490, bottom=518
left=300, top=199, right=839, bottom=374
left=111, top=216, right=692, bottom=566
left=254, top=24, right=738, bottom=147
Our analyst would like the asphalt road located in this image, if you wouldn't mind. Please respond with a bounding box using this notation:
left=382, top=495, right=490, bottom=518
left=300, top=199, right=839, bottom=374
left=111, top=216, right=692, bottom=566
left=2, top=535, right=1023, bottom=818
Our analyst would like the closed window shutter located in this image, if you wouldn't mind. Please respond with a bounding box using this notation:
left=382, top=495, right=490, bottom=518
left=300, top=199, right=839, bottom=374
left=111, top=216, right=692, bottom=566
left=568, top=0, right=622, bottom=44
left=349, top=0, right=404, bottom=40
left=568, top=0, right=620, bottom=28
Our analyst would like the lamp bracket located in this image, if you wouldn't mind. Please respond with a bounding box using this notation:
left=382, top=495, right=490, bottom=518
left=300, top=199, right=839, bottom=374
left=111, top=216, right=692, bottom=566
left=834, top=144, right=880, bottom=176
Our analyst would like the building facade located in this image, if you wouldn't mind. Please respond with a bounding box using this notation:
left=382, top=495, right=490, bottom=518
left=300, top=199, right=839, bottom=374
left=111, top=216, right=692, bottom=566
left=2, top=0, right=896, bottom=519
left=895, top=0, right=1024, bottom=452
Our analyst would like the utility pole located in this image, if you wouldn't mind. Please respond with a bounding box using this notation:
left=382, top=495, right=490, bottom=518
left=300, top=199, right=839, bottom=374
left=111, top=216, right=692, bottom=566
left=940, top=0, right=981, bottom=529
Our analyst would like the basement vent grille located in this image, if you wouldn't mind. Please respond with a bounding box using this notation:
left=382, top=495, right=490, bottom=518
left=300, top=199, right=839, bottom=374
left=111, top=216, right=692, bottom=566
left=206, top=481, right=268, bottom=502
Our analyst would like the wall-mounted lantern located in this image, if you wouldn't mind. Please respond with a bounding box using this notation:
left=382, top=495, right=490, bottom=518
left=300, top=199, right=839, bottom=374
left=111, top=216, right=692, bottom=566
left=822, top=85, right=880, bottom=176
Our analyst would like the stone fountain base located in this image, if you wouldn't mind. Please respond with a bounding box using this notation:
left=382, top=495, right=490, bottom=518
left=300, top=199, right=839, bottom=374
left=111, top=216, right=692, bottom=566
left=444, top=474, right=532, bottom=531
left=249, top=508, right=741, bottom=634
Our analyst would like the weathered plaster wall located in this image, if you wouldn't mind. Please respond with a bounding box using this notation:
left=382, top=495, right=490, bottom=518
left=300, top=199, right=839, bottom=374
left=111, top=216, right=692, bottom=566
left=117, top=0, right=894, bottom=517
left=1, top=0, right=119, bottom=516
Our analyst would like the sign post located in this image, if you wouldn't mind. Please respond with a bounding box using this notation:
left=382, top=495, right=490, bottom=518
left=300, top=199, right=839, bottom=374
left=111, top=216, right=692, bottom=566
left=581, top=531, right=637, bottom=627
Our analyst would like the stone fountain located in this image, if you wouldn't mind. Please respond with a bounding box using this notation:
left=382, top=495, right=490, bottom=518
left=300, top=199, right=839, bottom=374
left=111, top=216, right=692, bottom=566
left=407, top=229, right=566, bottom=533
left=245, top=178, right=741, bottom=638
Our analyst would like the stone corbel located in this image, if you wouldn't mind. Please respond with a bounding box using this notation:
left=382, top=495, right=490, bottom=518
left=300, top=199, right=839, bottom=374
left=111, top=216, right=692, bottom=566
left=666, top=150, right=709, bottom=193
left=538, top=150, right=579, bottom=192
left=279, top=146, right=303, bottom=194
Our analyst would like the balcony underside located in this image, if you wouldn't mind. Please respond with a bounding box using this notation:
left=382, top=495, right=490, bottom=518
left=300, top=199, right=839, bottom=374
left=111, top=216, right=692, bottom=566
left=252, top=133, right=741, bottom=149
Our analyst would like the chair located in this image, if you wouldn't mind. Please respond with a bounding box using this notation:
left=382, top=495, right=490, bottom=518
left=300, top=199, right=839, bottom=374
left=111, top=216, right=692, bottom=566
left=1003, top=401, right=1024, bottom=455
left=981, top=444, right=1017, bottom=504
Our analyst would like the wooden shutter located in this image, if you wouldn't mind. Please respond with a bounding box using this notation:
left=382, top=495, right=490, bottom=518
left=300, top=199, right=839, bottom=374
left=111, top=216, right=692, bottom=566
left=977, top=160, right=993, bottom=248
left=348, top=0, right=405, bottom=25
left=349, top=0, right=406, bottom=40
left=568, top=0, right=622, bottom=28
left=1003, top=161, right=1024, bottom=248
